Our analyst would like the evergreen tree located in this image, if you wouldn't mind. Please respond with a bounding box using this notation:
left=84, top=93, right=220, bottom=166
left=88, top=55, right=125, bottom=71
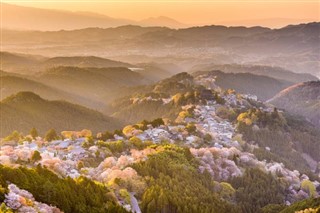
left=45, top=129, right=58, bottom=142
left=31, top=150, right=42, bottom=162
left=30, top=127, right=38, bottom=139
left=4, top=130, right=21, bottom=143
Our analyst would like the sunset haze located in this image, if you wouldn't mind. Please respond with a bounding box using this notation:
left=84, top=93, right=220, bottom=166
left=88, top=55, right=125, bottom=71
left=1, top=0, right=319, bottom=29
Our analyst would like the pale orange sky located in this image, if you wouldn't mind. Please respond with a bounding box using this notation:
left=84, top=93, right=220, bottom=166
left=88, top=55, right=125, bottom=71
left=2, top=0, right=320, bottom=26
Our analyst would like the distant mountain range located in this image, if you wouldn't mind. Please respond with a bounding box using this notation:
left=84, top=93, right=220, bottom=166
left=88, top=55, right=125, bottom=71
left=0, top=54, right=153, bottom=110
left=1, top=51, right=318, bottom=111
left=0, top=92, right=123, bottom=137
left=44, top=56, right=132, bottom=69
left=191, top=64, right=318, bottom=84
left=2, top=22, right=319, bottom=77
left=0, top=52, right=133, bottom=74
left=216, top=18, right=318, bottom=29
left=139, top=16, right=188, bottom=29
left=2, top=3, right=188, bottom=30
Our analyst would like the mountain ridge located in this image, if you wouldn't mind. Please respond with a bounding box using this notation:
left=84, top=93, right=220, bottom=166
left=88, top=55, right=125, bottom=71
left=0, top=51, right=134, bottom=73
left=268, top=81, right=320, bottom=127
left=2, top=22, right=319, bottom=77
left=192, top=70, right=294, bottom=101
left=1, top=3, right=187, bottom=30
left=0, top=91, right=123, bottom=136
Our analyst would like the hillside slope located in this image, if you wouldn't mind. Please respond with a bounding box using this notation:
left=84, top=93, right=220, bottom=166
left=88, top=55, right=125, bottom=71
left=42, top=56, right=132, bottom=68
left=0, top=52, right=134, bottom=74
left=190, top=64, right=318, bottom=83
left=0, top=74, right=107, bottom=109
left=0, top=92, right=123, bottom=137
left=110, top=72, right=206, bottom=124
left=193, top=70, right=294, bottom=101
left=0, top=52, right=43, bottom=73
left=268, top=81, right=320, bottom=127
left=37, top=66, right=150, bottom=109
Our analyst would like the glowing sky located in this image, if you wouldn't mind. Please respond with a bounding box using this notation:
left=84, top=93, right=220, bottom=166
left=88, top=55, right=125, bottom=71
left=2, top=0, right=320, bottom=26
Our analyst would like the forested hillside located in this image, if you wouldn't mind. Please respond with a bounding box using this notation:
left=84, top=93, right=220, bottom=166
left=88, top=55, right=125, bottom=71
left=0, top=92, right=123, bottom=136
left=269, top=81, right=320, bottom=127
left=1, top=72, right=319, bottom=212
